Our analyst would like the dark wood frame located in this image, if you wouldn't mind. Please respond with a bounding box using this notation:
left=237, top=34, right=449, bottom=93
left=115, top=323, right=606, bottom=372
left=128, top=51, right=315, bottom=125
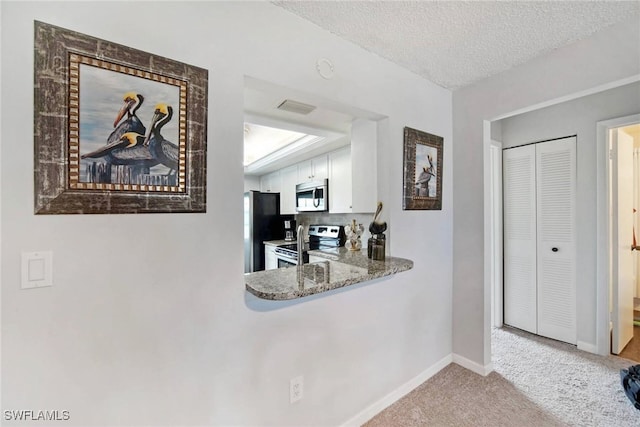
left=402, top=127, right=443, bottom=210
left=34, top=21, right=208, bottom=214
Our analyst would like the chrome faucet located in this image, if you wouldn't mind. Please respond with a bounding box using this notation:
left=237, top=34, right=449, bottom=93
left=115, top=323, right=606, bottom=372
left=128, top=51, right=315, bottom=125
left=297, top=224, right=305, bottom=266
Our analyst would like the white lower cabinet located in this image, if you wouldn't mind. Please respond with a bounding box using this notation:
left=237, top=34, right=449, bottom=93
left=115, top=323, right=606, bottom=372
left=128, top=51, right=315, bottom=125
left=264, top=245, right=277, bottom=270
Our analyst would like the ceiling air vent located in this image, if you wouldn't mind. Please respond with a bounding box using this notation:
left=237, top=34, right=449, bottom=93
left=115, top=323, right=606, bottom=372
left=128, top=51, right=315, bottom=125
left=277, top=99, right=316, bottom=115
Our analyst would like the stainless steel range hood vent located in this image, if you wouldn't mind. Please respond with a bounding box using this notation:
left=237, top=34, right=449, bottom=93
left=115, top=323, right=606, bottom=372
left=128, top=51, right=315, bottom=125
left=277, top=99, right=316, bottom=115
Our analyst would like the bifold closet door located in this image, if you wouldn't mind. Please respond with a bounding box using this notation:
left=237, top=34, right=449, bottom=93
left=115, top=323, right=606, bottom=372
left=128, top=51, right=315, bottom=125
left=503, top=144, right=537, bottom=334
left=503, top=137, right=576, bottom=344
left=536, top=137, right=576, bottom=344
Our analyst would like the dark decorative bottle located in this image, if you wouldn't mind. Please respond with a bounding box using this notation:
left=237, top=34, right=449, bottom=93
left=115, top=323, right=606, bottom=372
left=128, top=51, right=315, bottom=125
left=368, top=202, right=387, bottom=261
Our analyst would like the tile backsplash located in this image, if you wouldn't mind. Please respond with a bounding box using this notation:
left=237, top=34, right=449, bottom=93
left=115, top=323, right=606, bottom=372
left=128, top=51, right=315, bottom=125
left=296, top=212, right=380, bottom=244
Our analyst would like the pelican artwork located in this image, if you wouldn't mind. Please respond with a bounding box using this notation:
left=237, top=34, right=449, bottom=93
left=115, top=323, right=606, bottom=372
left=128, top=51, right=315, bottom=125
left=81, top=132, right=159, bottom=168
left=144, top=103, right=179, bottom=174
left=107, top=92, right=145, bottom=144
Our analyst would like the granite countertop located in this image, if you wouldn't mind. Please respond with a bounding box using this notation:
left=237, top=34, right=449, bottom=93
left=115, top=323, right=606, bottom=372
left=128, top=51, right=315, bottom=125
left=245, top=247, right=413, bottom=300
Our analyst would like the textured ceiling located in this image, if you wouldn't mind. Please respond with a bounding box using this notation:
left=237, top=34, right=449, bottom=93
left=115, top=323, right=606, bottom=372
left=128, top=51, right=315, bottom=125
left=273, top=1, right=640, bottom=90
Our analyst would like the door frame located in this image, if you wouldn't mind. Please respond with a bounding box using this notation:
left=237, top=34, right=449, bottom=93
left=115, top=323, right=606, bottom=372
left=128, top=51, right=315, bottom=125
left=490, top=141, right=503, bottom=328
left=596, top=113, right=640, bottom=355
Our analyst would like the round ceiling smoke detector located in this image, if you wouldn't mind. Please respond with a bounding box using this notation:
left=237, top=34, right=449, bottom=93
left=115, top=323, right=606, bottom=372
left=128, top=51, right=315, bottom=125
left=316, top=58, right=334, bottom=80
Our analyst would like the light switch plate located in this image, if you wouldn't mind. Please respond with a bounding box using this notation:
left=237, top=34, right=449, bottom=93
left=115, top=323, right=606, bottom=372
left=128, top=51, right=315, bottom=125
left=21, top=251, right=53, bottom=289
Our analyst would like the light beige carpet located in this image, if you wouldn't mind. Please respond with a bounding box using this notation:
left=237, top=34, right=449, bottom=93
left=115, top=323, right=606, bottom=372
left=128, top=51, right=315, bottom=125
left=365, top=327, right=639, bottom=426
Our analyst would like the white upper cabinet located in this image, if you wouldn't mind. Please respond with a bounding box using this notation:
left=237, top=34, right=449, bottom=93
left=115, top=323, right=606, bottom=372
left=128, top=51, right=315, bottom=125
left=260, top=170, right=281, bottom=193
left=350, top=119, right=377, bottom=213
left=298, top=154, right=328, bottom=181
left=329, top=146, right=352, bottom=213
left=280, top=165, right=298, bottom=215
left=312, top=155, right=328, bottom=180
left=297, top=160, right=312, bottom=181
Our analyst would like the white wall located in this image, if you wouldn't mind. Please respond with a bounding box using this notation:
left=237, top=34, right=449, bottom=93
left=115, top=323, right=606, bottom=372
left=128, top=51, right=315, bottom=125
left=453, top=16, right=640, bottom=366
left=498, top=82, right=640, bottom=347
left=1, top=2, right=452, bottom=426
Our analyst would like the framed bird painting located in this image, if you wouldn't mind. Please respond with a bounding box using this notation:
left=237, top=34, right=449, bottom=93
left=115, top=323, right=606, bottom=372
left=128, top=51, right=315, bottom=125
left=402, top=127, right=443, bottom=210
left=33, top=21, right=208, bottom=214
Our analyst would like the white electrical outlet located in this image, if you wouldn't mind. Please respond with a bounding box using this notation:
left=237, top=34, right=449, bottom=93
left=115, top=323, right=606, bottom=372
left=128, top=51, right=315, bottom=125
left=290, top=375, right=304, bottom=403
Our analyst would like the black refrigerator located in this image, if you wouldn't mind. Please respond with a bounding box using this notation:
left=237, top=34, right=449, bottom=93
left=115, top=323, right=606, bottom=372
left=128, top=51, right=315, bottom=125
left=244, top=191, right=291, bottom=273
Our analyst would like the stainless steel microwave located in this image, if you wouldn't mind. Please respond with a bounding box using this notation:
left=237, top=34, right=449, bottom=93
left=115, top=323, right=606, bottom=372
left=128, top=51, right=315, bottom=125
left=296, top=179, right=328, bottom=212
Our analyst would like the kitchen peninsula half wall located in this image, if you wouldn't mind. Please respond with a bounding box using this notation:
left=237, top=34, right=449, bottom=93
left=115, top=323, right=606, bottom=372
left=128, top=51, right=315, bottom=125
left=246, top=246, right=413, bottom=300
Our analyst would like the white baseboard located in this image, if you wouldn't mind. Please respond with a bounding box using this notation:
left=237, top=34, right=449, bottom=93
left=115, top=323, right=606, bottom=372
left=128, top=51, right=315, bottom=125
left=340, top=354, right=453, bottom=427
left=452, top=353, right=493, bottom=376
left=577, top=340, right=598, bottom=354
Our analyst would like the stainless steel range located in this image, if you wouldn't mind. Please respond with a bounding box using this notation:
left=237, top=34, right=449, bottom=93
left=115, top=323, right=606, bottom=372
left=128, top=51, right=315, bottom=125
left=273, top=224, right=345, bottom=268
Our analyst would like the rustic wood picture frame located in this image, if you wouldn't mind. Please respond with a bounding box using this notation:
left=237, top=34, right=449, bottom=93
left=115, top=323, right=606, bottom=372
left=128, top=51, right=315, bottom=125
left=34, top=21, right=208, bottom=214
left=402, top=127, right=443, bottom=210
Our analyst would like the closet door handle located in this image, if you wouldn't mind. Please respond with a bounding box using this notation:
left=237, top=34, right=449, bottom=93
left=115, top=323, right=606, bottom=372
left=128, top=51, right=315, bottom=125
left=552, top=247, right=559, bottom=252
